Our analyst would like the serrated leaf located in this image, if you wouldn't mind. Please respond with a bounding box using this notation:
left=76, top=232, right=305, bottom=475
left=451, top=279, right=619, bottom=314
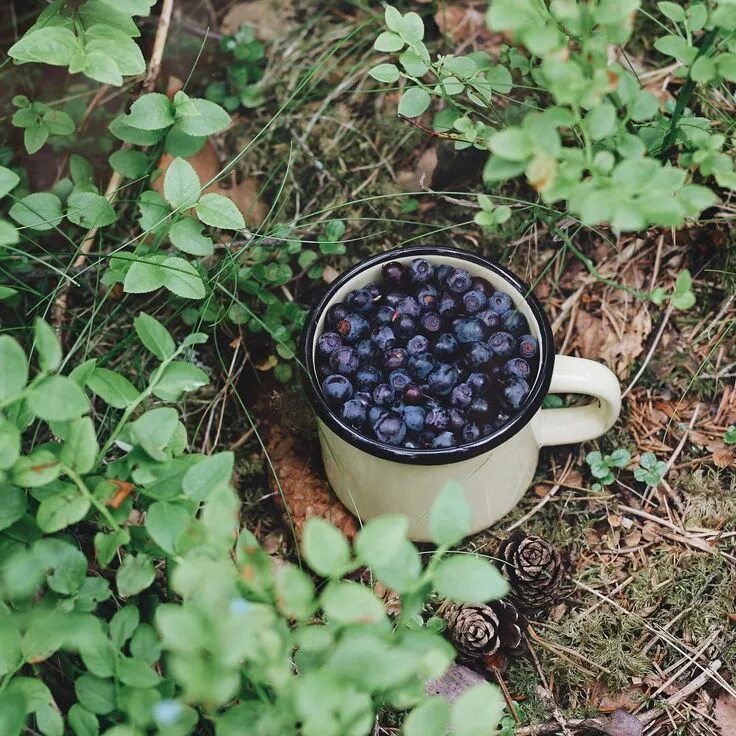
left=124, top=257, right=166, bottom=294
left=134, top=312, right=175, bottom=360
left=33, top=318, right=62, bottom=372
left=109, top=149, right=148, bottom=179
left=9, top=193, right=63, bottom=231
left=8, top=27, right=77, bottom=66
left=160, top=256, right=206, bottom=299
left=163, top=158, right=201, bottom=210
left=87, top=368, right=139, bottom=409
left=173, top=92, right=231, bottom=136
left=168, top=216, right=214, bottom=255
left=152, top=361, right=209, bottom=401
left=123, top=93, right=175, bottom=130
left=67, top=192, right=117, bottom=229
left=27, top=376, right=89, bottom=421
left=194, top=193, right=245, bottom=230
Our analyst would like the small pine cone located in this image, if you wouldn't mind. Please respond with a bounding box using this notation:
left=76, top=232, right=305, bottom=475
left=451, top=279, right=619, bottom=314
left=497, top=531, right=563, bottom=614
left=439, top=599, right=527, bottom=664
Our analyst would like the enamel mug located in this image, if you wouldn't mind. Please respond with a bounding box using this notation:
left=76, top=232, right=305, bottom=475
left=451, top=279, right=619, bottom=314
left=301, top=246, right=621, bottom=541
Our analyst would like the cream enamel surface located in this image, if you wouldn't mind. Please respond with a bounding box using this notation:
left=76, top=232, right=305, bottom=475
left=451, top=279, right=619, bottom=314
left=311, top=253, right=621, bottom=541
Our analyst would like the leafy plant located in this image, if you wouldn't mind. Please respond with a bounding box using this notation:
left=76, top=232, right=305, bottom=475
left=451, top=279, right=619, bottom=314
left=12, top=96, right=76, bottom=155
left=725, top=425, right=736, bottom=444
left=206, top=25, right=267, bottom=111
left=586, top=448, right=632, bottom=491
left=634, top=452, right=668, bottom=486
left=371, top=3, right=731, bottom=233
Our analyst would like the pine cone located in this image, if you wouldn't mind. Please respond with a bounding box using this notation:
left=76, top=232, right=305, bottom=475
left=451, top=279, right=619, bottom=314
left=439, top=599, right=527, bottom=665
left=497, top=531, right=563, bottom=614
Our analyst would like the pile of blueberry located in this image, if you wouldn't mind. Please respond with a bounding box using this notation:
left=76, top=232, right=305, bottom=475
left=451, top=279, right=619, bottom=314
left=315, top=258, right=539, bottom=449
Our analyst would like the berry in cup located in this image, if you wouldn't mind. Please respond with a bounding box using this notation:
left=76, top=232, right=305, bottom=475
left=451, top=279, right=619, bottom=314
left=315, top=258, right=536, bottom=449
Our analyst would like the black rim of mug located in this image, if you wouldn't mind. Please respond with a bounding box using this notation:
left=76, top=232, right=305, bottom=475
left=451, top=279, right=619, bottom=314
left=300, top=245, right=555, bottom=466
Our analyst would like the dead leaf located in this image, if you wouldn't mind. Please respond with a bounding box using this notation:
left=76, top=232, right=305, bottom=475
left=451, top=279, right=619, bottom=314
left=220, top=0, right=295, bottom=40
left=396, top=147, right=438, bottom=191
left=590, top=682, right=642, bottom=713
left=714, top=693, right=736, bottom=735
left=581, top=709, right=643, bottom=736
left=708, top=442, right=734, bottom=468
left=425, top=663, right=486, bottom=702
left=434, top=3, right=493, bottom=44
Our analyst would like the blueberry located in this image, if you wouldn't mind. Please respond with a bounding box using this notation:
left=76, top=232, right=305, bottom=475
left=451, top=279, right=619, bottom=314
left=489, top=291, right=513, bottom=316
left=425, top=407, right=450, bottom=431
left=329, top=346, right=359, bottom=376
left=403, top=439, right=420, bottom=449
left=418, top=429, right=436, bottom=448
left=354, top=391, right=372, bottom=406
left=321, top=374, right=353, bottom=407
left=464, top=342, right=493, bottom=370
left=355, top=365, right=381, bottom=391
left=374, top=414, right=407, bottom=445
left=519, top=334, right=539, bottom=360
left=403, top=405, right=426, bottom=432
left=395, top=314, right=417, bottom=340
left=434, top=264, right=454, bottom=289
left=502, top=309, right=529, bottom=337
left=493, top=412, right=511, bottom=429
left=419, top=312, right=442, bottom=336
left=408, top=257, right=434, bottom=285
left=389, top=369, right=412, bottom=392
left=450, top=382, right=473, bottom=409
left=462, top=423, right=481, bottom=443
left=502, top=378, right=530, bottom=411
left=384, top=290, right=407, bottom=308
left=341, top=399, right=366, bottom=428
left=471, top=276, right=493, bottom=295
left=396, top=295, right=421, bottom=318
left=448, top=408, right=466, bottom=432
left=417, top=284, right=438, bottom=311
left=373, top=305, right=396, bottom=326
left=488, top=331, right=516, bottom=360
left=371, top=325, right=396, bottom=351
left=447, top=267, right=472, bottom=294
left=438, top=292, right=460, bottom=318
left=435, top=333, right=458, bottom=360
left=337, top=313, right=369, bottom=343
left=356, top=339, right=378, bottom=366
left=382, top=261, right=407, bottom=287
left=432, top=431, right=456, bottom=448
left=317, top=362, right=334, bottom=380
left=383, top=347, right=408, bottom=371
left=346, top=288, right=375, bottom=314
left=373, top=383, right=396, bottom=406
left=403, top=383, right=423, bottom=404
left=368, top=405, right=387, bottom=426
left=502, top=357, right=531, bottom=382
left=454, top=317, right=488, bottom=344
left=427, top=363, right=459, bottom=396
left=407, top=334, right=430, bottom=356
left=467, top=372, right=492, bottom=396
left=476, top=309, right=501, bottom=330
left=317, top=331, right=342, bottom=360
left=469, top=397, right=493, bottom=420
left=407, top=352, right=434, bottom=380
left=364, top=282, right=382, bottom=300
left=326, top=302, right=350, bottom=329
left=462, top=289, right=488, bottom=314
left=481, top=423, right=494, bottom=436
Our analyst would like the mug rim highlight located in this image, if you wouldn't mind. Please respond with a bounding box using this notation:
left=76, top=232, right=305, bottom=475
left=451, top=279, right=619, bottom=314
left=301, top=245, right=555, bottom=466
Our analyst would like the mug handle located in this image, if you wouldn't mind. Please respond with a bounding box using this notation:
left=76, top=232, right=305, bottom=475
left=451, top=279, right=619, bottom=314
left=532, top=355, right=622, bottom=447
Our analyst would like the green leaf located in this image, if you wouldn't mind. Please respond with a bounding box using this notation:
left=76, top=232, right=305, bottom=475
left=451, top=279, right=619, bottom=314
left=94, top=529, right=130, bottom=567
left=24, top=123, right=49, bottom=155
left=124, top=257, right=166, bottom=294
left=87, top=367, right=139, bottom=409
left=33, top=318, right=62, bottom=372
left=134, top=313, right=175, bottom=360
left=675, top=269, right=692, bottom=293
left=27, top=376, right=89, bottom=421
left=607, top=448, right=631, bottom=467
left=654, top=34, right=697, bottom=64
left=152, top=361, right=209, bottom=401
left=117, top=656, right=161, bottom=687
left=129, top=407, right=178, bottom=461
left=275, top=563, right=316, bottom=620
left=0, top=485, right=27, bottom=530
left=0, top=335, right=28, bottom=403
left=109, top=149, right=148, bottom=179
left=385, top=6, right=402, bottom=31
left=716, top=52, right=736, bottom=82
left=146, top=501, right=191, bottom=555
left=434, top=555, right=509, bottom=603
left=123, top=93, right=175, bottom=130
left=398, top=87, right=431, bottom=117
left=671, top=290, right=696, bottom=310
left=12, top=449, right=60, bottom=488
left=488, top=129, right=530, bottom=161
left=67, top=192, right=117, bottom=229
left=168, top=216, right=214, bottom=255
left=160, top=256, right=206, bottom=299
left=374, top=31, right=404, bottom=52
left=173, top=92, right=231, bottom=136
left=584, top=102, right=616, bottom=141
left=165, top=126, right=207, bottom=157
left=110, top=606, right=139, bottom=648
left=68, top=705, right=99, bottom=736
left=75, top=675, right=116, bottom=715
left=691, top=56, right=715, bottom=82
left=451, top=683, right=506, bottom=736
left=8, top=27, right=77, bottom=65
left=321, top=581, right=387, bottom=624
left=0, top=418, right=21, bottom=470
left=430, top=481, right=470, bottom=547
left=182, top=451, right=234, bottom=501
left=194, top=193, right=245, bottom=230
left=109, top=115, right=164, bottom=145
left=37, top=485, right=91, bottom=533
left=10, top=192, right=63, bottom=231
left=403, top=697, right=450, bottom=736
left=658, top=1, right=685, bottom=22
left=355, top=515, right=408, bottom=568
left=0, top=166, right=20, bottom=199
left=303, top=517, right=352, bottom=577
left=0, top=692, right=25, bottom=736
left=60, top=417, right=98, bottom=474
left=369, top=63, right=400, bottom=83
left=399, top=12, right=424, bottom=42
left=163, top=158, right=201, bottom=210
left=116, top=554, right=155, bottom=597
left=0, top=221, right=19, bottom=246
left=42, top=109, right=75, bottom=135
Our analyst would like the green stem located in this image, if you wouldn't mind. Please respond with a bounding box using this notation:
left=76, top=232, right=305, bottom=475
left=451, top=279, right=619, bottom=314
left=64, top=464, right=123, bottom=534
